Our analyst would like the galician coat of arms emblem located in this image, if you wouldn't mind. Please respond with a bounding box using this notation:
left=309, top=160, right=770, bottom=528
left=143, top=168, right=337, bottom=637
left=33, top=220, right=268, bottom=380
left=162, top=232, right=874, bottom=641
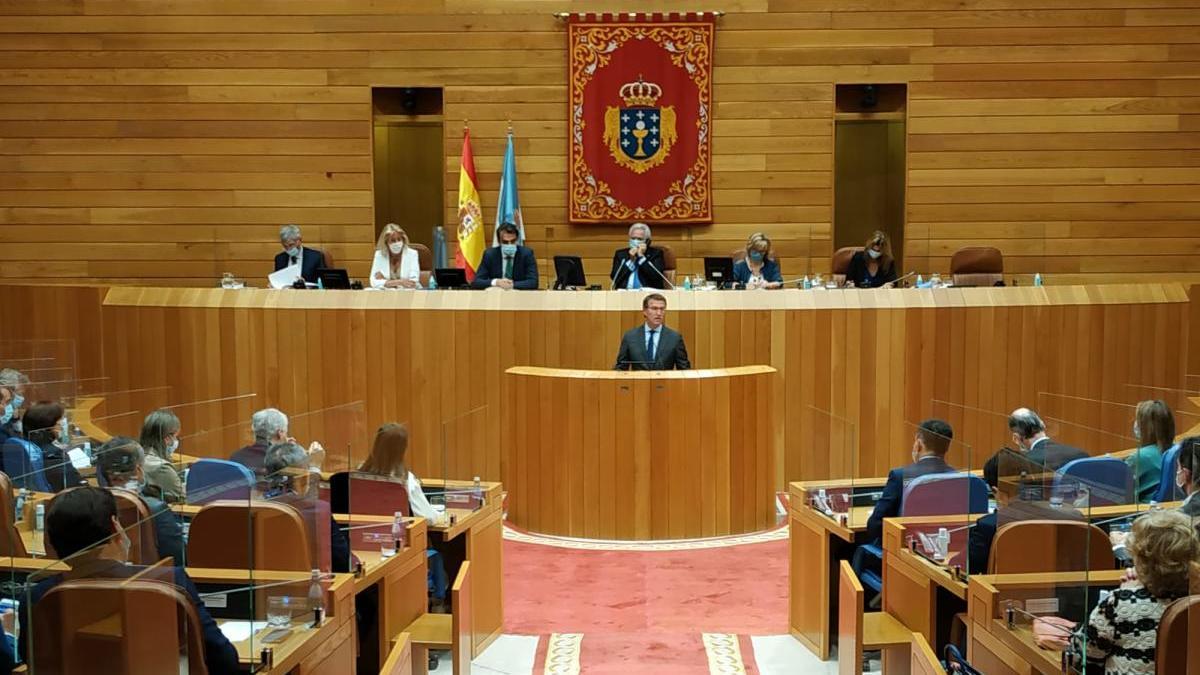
left=602, top=76, right=677, bottom=175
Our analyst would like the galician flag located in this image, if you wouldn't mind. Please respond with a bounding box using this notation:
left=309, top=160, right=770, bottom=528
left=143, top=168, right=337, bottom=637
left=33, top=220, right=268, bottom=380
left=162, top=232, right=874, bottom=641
left=493, top=128, right=525, bottom=244
left=455, top=126, right=485, bottom=280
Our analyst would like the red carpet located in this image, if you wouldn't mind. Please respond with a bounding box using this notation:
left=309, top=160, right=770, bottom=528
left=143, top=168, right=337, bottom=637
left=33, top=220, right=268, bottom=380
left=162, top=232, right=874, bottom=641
left=504, top=534, right=788, bottom=672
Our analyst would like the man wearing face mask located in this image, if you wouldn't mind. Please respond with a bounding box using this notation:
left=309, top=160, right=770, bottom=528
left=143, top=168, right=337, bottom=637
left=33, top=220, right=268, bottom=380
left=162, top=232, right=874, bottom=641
left=0, top=368, right=30, bottom=445
left=471, top=222, right=538, bottom=290
left=609, top=222, right=668, bottom=290
left=273, top=223, right=327, bottom=285
left=95, top=436, right=185, bottom=564
left=982, top=408, right=1088, bottom=489
left=864, top=419, right=957, bottom=544
left=17, top=487, right=240, bottom=674
left=264, top=442, right=353, bottom=573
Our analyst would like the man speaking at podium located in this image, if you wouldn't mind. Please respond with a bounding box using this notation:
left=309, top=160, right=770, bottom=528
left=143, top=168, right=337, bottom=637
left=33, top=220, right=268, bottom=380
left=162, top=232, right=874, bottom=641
left=614, top=293, right=691, bottom=371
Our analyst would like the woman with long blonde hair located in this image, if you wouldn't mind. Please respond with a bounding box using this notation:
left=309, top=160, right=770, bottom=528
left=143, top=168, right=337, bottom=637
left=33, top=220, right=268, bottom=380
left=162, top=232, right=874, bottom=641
left=370, top=223, right=421, bottom=289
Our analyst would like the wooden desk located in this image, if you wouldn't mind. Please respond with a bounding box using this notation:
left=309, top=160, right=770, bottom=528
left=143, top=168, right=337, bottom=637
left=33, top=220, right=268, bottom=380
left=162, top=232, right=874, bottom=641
left=880, top=502, right=1177, bottom=662
left=967, top=570, right=1123, bottom=675
left=506, top=365, right=777, bottom=540
left=0, top=558, right=357, bottom=675
left=787, top=478, right=884, bottom=660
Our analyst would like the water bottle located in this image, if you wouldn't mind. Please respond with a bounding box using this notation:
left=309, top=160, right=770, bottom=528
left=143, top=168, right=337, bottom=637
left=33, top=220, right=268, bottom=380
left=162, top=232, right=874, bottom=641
left=802, top=275, right=811, bottom=290
left=35, top=503, right=45, bottom=532
left=428, top=273, right=438, bottom=290
left=916, top=274, right=925, bottom=288
left=682, top=276, right=692, bottom=291
left=382, top=511, right=404, bottom=556
left=1033, top=273, right=1043, bottom=287
left=472, top=475, right=484, bottom=508
left=307, top=569, right=324, bottom=622
left=317, top=276, right=324, bottom=290
left=14, top=489, right=26, bottom=523
left=935, top=527, right=950, bottom=561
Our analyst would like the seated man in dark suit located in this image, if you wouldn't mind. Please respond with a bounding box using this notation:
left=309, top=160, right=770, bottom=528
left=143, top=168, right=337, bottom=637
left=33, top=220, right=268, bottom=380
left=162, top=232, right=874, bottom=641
left=609, top=222, right=669, bottom=290
left=95, top=436, right=185, bottom=565
left=982, top=407, right=1088, bottom=488
left=18, top=487, right=240, bottom=675
left=230, top=407, right=290, bottom=477
left=613, top=293, right=691, bottom=371
left=470, top=222, right=538, bottom=290
left=865, top=418, right=957, bottom=543
left=273, top=223, right=326, bottom=284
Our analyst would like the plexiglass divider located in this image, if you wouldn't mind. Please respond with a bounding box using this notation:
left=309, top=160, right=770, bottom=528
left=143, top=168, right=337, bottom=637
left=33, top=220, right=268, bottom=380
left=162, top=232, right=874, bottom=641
left=1041, top=416, right=1137, bottom=508
left=898, top=418, right=981, bottom=581
left=433, top=404, right=489, bottom=518
left=803, top=406, right=860, bottom=529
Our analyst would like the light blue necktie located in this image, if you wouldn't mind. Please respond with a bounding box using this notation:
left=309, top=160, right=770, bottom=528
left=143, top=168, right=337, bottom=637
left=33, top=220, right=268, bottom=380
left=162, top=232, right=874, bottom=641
left=629, top=260, right=642, bottom=289
left=646, top=329, right=657, bottom=361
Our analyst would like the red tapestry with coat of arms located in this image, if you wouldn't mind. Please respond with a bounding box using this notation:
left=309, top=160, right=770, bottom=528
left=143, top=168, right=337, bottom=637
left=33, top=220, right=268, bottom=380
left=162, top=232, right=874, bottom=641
left=568, top=13, right=715, bottom=224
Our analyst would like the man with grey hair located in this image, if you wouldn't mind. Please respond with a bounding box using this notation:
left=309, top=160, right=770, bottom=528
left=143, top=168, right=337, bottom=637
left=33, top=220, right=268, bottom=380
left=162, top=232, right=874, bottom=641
left=272, top=223, right=326, bottom=284
left=263, top=441, right=352, bottom=573
left=983, top=406, right=1088, bottom=487
left=230, top=407, right=289, bottom=476
left=609, top=222, right=669, bottom=290
left=0, top=367, right=30, bottom=444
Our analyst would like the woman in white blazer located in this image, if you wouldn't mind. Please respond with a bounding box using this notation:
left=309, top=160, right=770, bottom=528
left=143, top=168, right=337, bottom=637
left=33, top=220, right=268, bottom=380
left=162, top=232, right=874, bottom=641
left=370, top=223, right=421, bottom=289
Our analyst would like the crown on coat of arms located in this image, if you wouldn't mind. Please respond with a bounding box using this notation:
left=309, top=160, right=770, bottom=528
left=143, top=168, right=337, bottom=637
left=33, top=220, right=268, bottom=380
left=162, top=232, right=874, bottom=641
left=620, top=76, right=662, bottom=107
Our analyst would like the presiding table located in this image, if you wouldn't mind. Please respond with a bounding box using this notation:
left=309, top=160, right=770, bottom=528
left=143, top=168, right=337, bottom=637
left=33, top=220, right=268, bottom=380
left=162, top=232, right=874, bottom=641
left=505, top=365, right=777, bottom=540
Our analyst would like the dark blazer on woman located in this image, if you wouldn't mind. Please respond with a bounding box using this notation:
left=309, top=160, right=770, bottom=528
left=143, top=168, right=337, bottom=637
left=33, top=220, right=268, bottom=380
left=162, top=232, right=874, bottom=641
left=733, top=258, right=783, bottom=286
left=845, top=251, right=897, bottom=288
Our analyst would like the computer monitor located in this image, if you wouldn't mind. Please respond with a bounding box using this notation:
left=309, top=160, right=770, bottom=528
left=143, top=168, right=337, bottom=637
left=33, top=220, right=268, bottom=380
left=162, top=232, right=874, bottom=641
left=433, top=267, right=470, bottom=289
left=316, top=268, right=351, bottom=289
left=704, top=257, right=735, bottom=287
left=552, top=256, right=587, bottom=289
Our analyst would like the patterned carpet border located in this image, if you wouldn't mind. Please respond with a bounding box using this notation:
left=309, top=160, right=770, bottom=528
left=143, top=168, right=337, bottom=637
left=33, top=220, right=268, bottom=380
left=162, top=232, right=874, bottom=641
left=502, top=521, right=787, bottom=551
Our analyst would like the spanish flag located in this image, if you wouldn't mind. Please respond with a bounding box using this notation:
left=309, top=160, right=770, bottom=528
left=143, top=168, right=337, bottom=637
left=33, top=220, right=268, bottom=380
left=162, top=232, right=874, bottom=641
left=455, top=126, right=485, bottom=280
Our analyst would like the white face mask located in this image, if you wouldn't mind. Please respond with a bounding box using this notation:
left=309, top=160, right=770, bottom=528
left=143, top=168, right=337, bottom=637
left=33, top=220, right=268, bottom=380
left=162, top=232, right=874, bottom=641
left=123, top=479, right=144, bottom=492
left=285, top=246, right=300, bottom=259
left=867, top=248, right=883, bottom=260
left=1178, top=468, right=1189, bottom=491
left=166, top=438, right=179, bottom=456
left=388, top=241, right=405, bottom=255
left=1132, top=422, right=1140, bottom=442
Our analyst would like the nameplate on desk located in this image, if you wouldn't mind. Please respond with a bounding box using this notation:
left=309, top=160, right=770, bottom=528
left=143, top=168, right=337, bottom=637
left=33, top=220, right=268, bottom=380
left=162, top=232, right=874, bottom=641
left=444, top=491, right=482, bottom=510
left=206, top=593, right=228, bottom=609
left=1025, top=598, right=1059, bottom=615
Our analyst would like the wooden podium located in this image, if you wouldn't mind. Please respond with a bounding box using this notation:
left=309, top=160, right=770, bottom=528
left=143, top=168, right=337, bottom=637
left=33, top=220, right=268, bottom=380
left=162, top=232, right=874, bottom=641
left=504, top=365, right=777, bottom=541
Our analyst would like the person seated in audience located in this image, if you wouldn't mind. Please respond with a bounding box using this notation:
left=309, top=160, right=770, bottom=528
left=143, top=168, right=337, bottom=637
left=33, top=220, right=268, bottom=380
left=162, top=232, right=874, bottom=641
left=967, top=479, right=1087, bottom=575
left=359, top=423, right=450, bottom=609
left=263, top=441, right=352, bottom=573
left=609, top=222, right=668, bottom=290
left=0, top=369, right=30, bottom=446
left=1127, top=399, right=1174, bottom=503
left=17, top=487, right=240, bottom=675
left=230, top=407, right=289, bottom=477
left=95, top=436, right=185, bottom=564
left=844, top=230, right=898, bottom=289
left=865, top=419, right=957, bottom=543
left=273, top=223, right=326, bottom=284
left=1064, top=509, right=1198, bottom=675
left=732, top=232, right=783, bottom=290
left=471, top=222, right=538, bottom=290
left=138, top=408, right=185, bottom=503
left=982, top=407, right=1088, bottom=488
left=1173, top=435, right=1200, bottom=518
left=371, top=223, right=421, bottom=289
left=1, top=401, right=84, bottom=493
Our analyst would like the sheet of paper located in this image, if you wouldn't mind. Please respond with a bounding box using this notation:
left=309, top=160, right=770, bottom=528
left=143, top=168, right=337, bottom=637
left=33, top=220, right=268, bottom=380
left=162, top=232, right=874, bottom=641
left=219, top=620, right=268, bottom=643
left=67, top=448, right=91, bottom=470
left=268, top=265, right=301, bottom=289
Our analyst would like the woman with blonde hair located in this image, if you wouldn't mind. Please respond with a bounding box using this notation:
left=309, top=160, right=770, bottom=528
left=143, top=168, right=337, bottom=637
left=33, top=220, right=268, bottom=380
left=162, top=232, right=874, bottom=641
left=732, top=232, right=783, bottom=289
left=1128, top=399, right=1175, bottom=502
left=845, top=230, right=898, bottom=288
left=1079, top=509, right=1198, bottom=674
left=370, top=223, right=420, bottom=289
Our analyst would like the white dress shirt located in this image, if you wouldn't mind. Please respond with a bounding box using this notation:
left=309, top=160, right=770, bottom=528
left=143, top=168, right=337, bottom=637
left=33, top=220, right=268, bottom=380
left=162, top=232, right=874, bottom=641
left=405, top=470, right=441, bottom=522
left=370, top=248, right=420, bottom=289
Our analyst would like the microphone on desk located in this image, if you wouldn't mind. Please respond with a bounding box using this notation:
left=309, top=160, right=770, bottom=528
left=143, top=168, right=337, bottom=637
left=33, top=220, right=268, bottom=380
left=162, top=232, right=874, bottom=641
left=891, top=271, right=919, bottom=288
left=643, top=257, right=675, bottom=290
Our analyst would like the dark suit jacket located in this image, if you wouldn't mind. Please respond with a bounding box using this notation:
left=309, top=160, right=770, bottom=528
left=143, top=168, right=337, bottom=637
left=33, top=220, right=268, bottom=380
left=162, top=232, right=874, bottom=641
left=609, top=246, right=668, bottom=289
left=19, top=561, right=240, bottom=675
left=982, top=439, right=1089, bottom=488
left=865, top=455, right=956, bottom=543
left=144, top=493, right=186, bottom=565
left=230, top=441, right=269, bottom=477
left=273, top=246, right=325, bottom=284
left=613, top=325, right=690, bottom=371
left=845, top=250, right=897, bottom=288
left=471, top=245, right=538, bottom=290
